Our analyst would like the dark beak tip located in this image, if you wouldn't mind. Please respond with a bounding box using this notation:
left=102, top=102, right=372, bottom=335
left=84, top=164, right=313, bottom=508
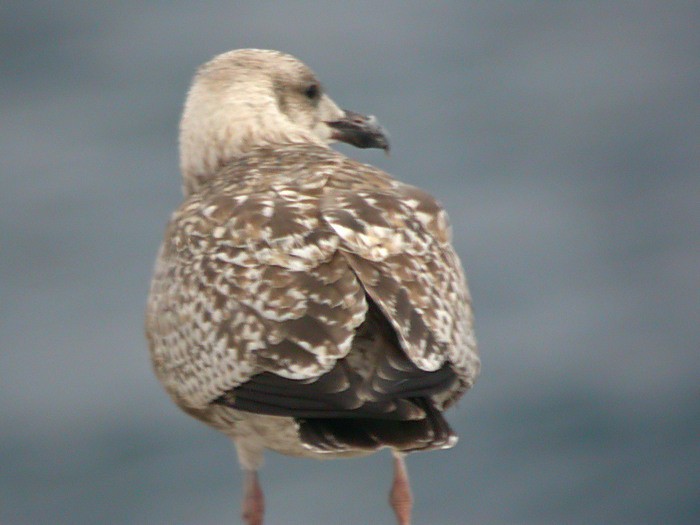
left=327, top=110, right=391, bottom=152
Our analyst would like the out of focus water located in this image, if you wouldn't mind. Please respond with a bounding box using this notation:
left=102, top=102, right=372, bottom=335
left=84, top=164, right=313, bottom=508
left=2, top=2, right=698, bottom=524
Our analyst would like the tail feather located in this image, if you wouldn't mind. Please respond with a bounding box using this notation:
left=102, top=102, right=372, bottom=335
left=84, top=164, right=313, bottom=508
left=298, top=398, right=457, bottom=453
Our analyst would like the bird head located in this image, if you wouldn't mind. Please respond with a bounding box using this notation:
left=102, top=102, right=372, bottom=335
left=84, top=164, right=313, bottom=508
left=179, top=49, right=389, bottom=193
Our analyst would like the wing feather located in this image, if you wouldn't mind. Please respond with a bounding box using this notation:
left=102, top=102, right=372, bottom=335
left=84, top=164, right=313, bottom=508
left=321, top=183, right=479, bottom=396
left=146, top=172, right=367, bottom=409
left=146, top=147, right=478, bottom=415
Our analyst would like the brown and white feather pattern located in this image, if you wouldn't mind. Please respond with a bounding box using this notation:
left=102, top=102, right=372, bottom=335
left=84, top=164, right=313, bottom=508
left=147, top=144, right=477, bottom=416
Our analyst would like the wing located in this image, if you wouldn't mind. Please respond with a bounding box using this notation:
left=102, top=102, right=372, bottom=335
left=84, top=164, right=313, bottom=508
left=146, top=176, right=367, bottom=409
left=146, top=155, right=478, bottom=414
left=321, top=182, right=480, bottom=402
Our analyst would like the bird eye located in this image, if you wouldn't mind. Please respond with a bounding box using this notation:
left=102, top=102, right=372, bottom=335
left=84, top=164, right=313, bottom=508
left=304, top=83, right=320, bottom=100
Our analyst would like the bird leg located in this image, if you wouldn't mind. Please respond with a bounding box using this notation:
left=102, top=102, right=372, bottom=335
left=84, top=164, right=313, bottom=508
left=242, top=470, right=264, bottom=525
left=389, top=452, right=412, bottom=525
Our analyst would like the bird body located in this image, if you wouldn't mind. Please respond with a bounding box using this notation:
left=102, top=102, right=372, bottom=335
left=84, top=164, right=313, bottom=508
left=146, top=49, right=479, bottom=525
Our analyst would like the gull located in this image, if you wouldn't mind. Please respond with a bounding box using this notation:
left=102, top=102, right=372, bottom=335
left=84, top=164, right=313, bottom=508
left=146, top=48, right=480, bottom=525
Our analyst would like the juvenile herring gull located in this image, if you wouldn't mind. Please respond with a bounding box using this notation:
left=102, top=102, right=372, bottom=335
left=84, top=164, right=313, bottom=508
left=146, top=48, right=480, bottom=525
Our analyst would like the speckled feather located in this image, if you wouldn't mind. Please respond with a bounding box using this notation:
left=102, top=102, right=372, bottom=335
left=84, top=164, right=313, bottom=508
left=147, top=143, right=478, bottom=415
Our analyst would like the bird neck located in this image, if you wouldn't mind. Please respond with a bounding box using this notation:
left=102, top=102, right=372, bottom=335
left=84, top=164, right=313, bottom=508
left=179, top=101, right=324, bottom=196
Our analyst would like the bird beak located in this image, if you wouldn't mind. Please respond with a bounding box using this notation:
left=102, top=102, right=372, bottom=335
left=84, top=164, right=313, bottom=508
left=326, top=110, right=390, bottom=153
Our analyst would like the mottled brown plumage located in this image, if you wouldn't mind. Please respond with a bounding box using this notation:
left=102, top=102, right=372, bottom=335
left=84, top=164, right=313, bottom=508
left=146, top=49, right=479, bottom=525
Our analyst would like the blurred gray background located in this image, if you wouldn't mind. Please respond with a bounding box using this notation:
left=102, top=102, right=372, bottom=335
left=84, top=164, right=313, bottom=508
left=2, top=2, right=698, bottom=524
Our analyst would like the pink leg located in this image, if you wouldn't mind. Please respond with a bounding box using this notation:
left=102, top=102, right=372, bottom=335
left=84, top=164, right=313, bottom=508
left=242, top=470, right=264, bottom=525
left=389, top=453, right=412, bottom=525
